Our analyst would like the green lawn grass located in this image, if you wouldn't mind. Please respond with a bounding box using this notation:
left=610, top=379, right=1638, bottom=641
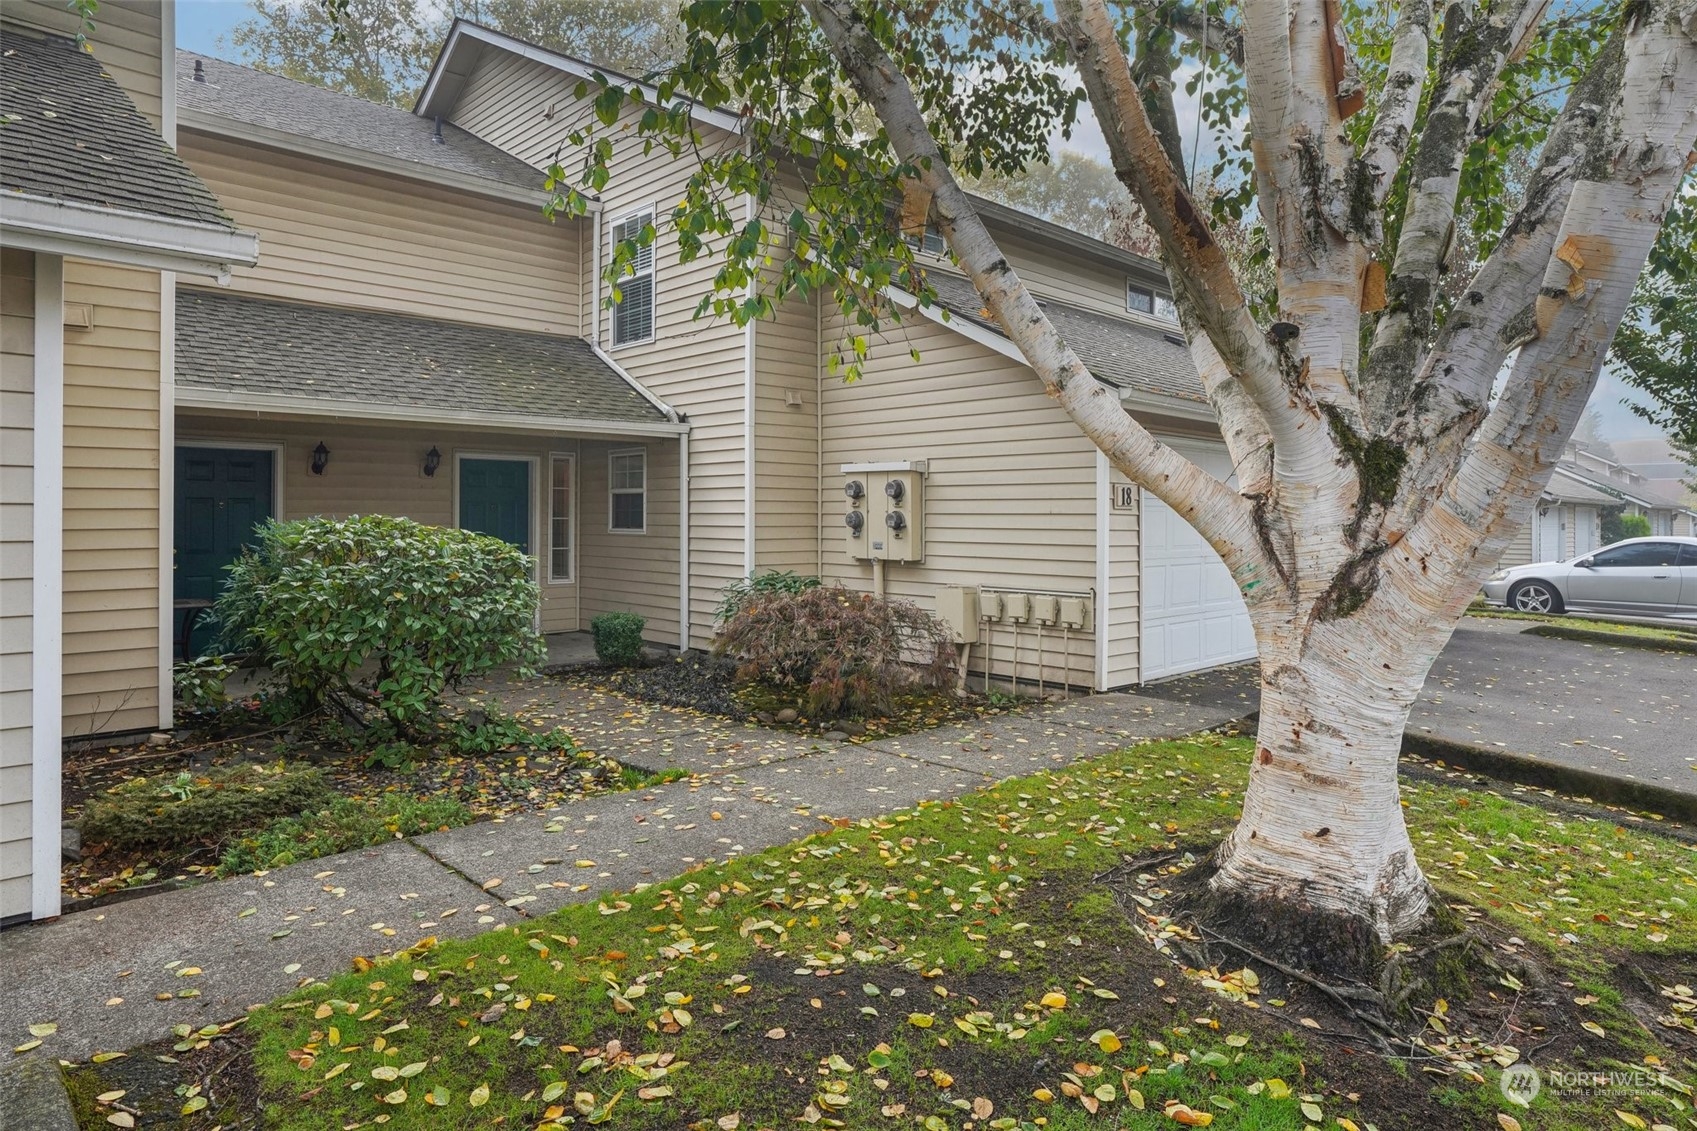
left=81, top=736, right=1697, bottom=1131
left=1466, top=607, right=1697, bottom=645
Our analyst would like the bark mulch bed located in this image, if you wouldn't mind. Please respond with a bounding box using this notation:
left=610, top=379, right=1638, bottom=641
left=552, top=651, right=1019, bottom=740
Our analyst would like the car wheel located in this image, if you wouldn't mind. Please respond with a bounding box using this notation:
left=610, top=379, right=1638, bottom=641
left=1508, top=580, right=1563, bottom=614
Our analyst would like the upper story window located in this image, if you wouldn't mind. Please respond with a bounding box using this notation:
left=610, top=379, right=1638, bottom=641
left=611, top=208, right=656, bottom=347
left=904, top=222, right=946, bottom=255
left=1127, top=281, right=1179, bottom=323
left=609, top=449, right=647, bottom=533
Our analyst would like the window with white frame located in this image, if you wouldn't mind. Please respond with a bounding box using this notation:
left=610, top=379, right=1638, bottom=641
left=548, top=455, right=574, bottom=582
left=1127, top=281, right=1179, bottom=323
left=609, top=449, right=646, bottom=533
left=611, top=209, right=656, bottom=346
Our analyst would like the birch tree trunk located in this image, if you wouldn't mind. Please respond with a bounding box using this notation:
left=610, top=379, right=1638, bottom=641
left=788, top=0, right=1697, bottom=965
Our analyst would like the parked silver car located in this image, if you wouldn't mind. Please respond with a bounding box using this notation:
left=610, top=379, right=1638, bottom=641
left=1482, top=536, right=1697, bottom=617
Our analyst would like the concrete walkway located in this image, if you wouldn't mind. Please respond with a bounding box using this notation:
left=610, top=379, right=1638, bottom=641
left=0, top=687, right=1244, bottom=1063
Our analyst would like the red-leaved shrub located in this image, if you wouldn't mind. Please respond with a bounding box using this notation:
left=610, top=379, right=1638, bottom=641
left=714, top=585, right=956, bottom=718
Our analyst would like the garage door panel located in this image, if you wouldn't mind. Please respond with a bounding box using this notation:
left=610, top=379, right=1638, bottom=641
left=1139, top=437, right=1256, bottom=682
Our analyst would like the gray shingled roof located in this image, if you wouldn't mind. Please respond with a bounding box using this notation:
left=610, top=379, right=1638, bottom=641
left=177, top=51, right=545, bottom=193
left=920, top=270, right=1205, bottom=404
left=176, top=290, right=669, bottom=426
left=1, top=26, right=233, bottom=226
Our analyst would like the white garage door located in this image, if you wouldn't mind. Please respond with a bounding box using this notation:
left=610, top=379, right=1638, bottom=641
left=1140, top=439, right=1257, bottom=681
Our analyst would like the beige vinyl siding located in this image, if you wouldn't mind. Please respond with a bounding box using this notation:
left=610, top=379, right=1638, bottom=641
left=1, top=249, right=35, bottom=920
left=1499, top=516, right=1535, bottom=569
left=178, top=134, right=580, bottom=334
left=8, top=0, right=163, bottom=124
left=61, top=260, right=161, bottom=737
left=818, top=314, right=1100, bottom=688
left=753, top=289, right=822, bottom=577
left=578, top=440, right=682, bottom=645
left=447, top=50, right=748, bottom=640
left=174, top=415, right=641, bottom=634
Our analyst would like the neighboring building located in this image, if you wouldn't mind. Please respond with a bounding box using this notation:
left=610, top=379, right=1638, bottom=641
left=0, top=0, right=257, bottom=924
left=1612, top=436, right=1696, bottom=510
left=1496, top=442, right=1697, bottom=568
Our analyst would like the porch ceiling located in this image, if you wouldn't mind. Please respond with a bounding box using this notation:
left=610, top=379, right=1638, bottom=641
left=175, top=289, right=678, bottom=432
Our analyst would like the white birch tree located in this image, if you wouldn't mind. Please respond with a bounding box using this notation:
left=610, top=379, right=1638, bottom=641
left=553, top=0, right=1697, bottom=969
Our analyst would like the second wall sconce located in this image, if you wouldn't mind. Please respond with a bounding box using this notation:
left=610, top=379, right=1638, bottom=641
left=423, top=446, right=442, bottom=477
left=310, top=442, right=330, bottom=475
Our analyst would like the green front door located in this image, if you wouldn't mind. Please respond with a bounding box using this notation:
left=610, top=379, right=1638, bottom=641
left=459, top=458, right=531, bottom=554
left=175, top=446, right=274, bottom=654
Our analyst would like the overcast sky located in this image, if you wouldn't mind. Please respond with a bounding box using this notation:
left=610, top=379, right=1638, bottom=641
left=174, top=2, right=1667, bottom=445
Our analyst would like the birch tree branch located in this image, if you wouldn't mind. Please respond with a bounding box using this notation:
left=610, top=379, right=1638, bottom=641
left=1053, top=0, right=1327, bottom=480
left=797, top=0, right=1277, bottom=588
left=1360, top=0, right=1552, bottom=429
left=1125, top=0, right=1243, bottom=67
left=1357, top=0, right=1433, bottom=210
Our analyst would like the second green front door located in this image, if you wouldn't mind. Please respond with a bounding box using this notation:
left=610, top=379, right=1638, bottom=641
left=458, top=457, right=531, bottom=554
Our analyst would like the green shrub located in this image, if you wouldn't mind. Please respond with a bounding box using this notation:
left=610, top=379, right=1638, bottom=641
left=590, top=611, right=647, bottom=667
left=1601, top=509, right=1651, bottom=544
left=218, top=515, right=544, bottom=740
left=714, top=585, right=956, bottom=718
left=81, top=762, right=333, bottom=852
left=217, top=793, right=473, bottom=876
left=715, top=569, right=822, bottom=623
left=173, top=654, right=235, bottom=714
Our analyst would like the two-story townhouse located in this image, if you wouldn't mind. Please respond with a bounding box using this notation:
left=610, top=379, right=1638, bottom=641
left=1495, top=442, right=1697, bottom=568
left=1, top=0, right=256, bottom=923
left=415, top=20, right=1255, bottom=689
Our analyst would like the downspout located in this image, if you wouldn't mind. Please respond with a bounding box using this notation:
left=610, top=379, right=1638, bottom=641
left=815, top=290, right=824, bottom=577
left=158, top=1, right=178, bottom=732
left=32, top=254, right=65, bottom=921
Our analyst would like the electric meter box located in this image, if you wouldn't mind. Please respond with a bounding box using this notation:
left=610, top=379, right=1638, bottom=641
left=841, top=462, right=926, bottom=563
left=934, top=584, right=980, bottom=643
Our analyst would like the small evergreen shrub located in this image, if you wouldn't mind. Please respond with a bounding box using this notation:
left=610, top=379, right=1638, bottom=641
left=715, top=569, right=822, bottom=623
left=217, top=794, right=472, bottom=876
left=218, top=515, right=544, bottom=740
left=715, top=585, right=956, bottom=718
left=173, top=654, right=235, bottom=714
left=591, top=611, right=647, bottom=667
left=81, top=762, right=333, bottom=852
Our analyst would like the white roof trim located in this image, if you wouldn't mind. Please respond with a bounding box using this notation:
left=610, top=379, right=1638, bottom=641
left=589, top=340, right=681, bottom=422
left=175, top=388, right=690, bottom=437
left=417, top=20, right=745, bottom=134
left=177, top=108, right=583, bottom=211
left=0, top=192, right=258, bottom=280
left=881, top=282, right=1214, bottom=422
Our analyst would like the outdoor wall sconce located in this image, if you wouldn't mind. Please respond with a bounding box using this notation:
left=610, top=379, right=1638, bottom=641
left=310, top=442, right=331, bottom=475
left=423, top=446, right=442, bottom=477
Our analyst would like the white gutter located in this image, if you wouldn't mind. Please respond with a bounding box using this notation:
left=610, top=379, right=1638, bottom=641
left=1, top=193, right=258, bottom=280
left=590, top=341, right=681, bottom=422
left=176, top=109, right=586, bottom=213
left=679, top=430, right=692, bottom=652
left=175, top=388, right=689, bottom=437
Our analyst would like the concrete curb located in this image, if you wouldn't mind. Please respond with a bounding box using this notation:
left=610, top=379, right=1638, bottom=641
left=1400, top=732, right=1697, bottom=825
left=0, top=1056, right=78, bottom=1131
left=1522, top=623, right=1697, bottom=655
